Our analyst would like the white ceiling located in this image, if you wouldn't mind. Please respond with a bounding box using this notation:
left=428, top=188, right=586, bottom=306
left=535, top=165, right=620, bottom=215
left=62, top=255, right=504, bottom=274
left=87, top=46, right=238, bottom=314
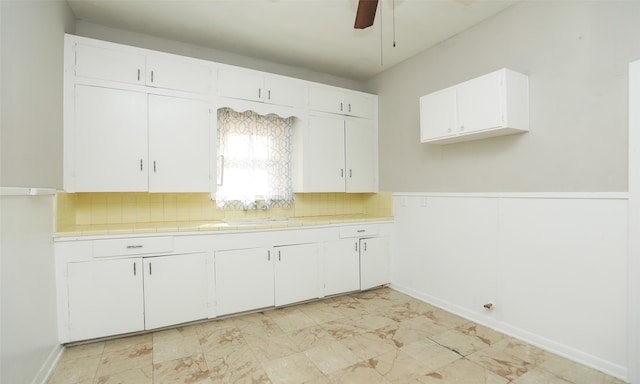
left=66, top=0, right=517, bottom=81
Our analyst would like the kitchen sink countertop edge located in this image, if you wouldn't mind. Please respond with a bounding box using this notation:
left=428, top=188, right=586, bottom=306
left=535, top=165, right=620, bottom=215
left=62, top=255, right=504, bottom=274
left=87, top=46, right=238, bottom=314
left=55, top=214, right=394, bottom=238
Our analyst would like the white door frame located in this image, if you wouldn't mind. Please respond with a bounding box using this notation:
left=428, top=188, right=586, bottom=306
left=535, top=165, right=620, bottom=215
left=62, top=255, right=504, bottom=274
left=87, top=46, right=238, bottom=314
left=628, top=59, right=640, bottom=384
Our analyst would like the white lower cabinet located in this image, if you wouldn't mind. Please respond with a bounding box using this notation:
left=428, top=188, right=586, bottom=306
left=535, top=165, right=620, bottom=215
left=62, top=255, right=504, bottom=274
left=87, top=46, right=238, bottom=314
left=359, top=237, right=390, bottom=290
left=143, top=253, right=208, bottom=329
left=65, top=252, right=208, bottom=342
left=323, top=239, right=361, bottom=296
left=274, top=243, right=322, bottom=306
left=214, top=247, right=274, bottom=316
left=67, top=258, right=144, bottom=342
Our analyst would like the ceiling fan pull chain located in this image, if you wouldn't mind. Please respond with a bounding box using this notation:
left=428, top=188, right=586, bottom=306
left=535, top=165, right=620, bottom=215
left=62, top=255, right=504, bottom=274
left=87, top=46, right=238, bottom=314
left=393, top=0, right=397, bottom=47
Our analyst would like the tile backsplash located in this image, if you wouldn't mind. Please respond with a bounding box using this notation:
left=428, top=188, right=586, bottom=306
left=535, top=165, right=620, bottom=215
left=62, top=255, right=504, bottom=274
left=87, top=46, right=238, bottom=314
left=56, top=192, right=392, bottom=229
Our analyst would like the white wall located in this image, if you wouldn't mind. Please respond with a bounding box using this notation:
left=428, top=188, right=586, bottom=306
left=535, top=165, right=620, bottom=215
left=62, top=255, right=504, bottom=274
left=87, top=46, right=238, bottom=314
left=0, top=1, right=74, bottom=383
left=391, top=193, right=629, bottom=380
left=74, top=20, right=365, bottom=92
left=366, top=1, right=640, bottom=192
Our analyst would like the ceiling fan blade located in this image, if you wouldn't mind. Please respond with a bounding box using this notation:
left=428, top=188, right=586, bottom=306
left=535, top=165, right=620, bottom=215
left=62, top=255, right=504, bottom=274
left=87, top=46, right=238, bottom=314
left=354, top=0, right=378, bottom=29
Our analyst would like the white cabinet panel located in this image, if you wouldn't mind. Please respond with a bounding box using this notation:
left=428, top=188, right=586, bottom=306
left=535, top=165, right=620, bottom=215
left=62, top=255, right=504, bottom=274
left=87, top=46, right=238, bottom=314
left=75, top=43, right=146, bottom=86
left=143, top=253, right=208, bottom=330
left=294, top=115, right=378, bottom=193
left=308, top=86, right=376, bottom=119
left=67, top=258, right=144, bottom=341
left=214, top=247, right=274, bottom=316
left=72, top=85, right=148, bottom=192
left=345, top=119, right=378, bottom=192
left=218, top=68, right=305, bottom=108
left=274, top=243, right=322, bottom=306
left=146, top=55, right=212, bottom=94
left=323, top=240, right=360, bottom=296
left=419, top=68, right=529, bottom=144
left=360, top=237, right=390, bottom=290
left=148, top=95, right=212, bottom=192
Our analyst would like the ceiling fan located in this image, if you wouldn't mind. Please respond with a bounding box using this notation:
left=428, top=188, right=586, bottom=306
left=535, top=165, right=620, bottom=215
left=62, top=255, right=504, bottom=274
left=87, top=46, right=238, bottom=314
left=354, top=0, right=379, bottom=29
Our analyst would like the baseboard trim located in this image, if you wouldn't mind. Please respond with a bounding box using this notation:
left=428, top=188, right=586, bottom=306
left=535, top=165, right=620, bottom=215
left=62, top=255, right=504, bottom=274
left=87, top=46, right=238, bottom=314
left=32, top=344, right=64, bottom=384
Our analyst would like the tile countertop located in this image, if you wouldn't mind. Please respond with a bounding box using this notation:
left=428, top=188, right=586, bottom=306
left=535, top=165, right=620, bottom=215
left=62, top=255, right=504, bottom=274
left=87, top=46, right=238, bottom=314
left=55, top=215, right=394, bottom=238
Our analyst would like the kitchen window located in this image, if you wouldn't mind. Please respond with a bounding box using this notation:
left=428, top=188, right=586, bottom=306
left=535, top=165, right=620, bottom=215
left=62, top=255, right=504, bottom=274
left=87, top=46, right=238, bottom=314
left=216, top=108, right=294, bottom=209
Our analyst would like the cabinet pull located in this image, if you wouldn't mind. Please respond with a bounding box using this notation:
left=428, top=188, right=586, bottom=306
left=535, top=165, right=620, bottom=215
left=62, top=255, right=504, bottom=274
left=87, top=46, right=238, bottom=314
left=348, top=103, right=352, bottom=113
left=341, top=169, right=344, bottom=178
left=357, top=229, right=365, bottom=233
left=355, top=242, right=358, bottom=252
left=151, top=70, right=154, bottom=83
left=258, top=88, right=261, bottom=99
left=278, top=250, right=281, bottom=261
left=460, top=125, right=465, bottom=131
left=268, top=90, right=271, bottom=100
left=127, top=245, right=143, bottom=249
left=153, top=161, right=157, bottom=173
left=140, top=159, right=143, bottom=171
left=268, top=250, right=271, bottom=261
left=340, top=102, right=343, bottom=112
left=137, top=69, right=141, bottom=81
left=349, top=169, right=353, bottom=178
left=133, top=263, right=137, bottom=276
left=149, top=262, right=152, bottom=275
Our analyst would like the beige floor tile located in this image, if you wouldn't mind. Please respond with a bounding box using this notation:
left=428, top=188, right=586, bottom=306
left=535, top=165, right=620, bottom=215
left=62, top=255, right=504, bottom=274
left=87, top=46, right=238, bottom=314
left=466, top=348, right=532, bottom=381
left=103, top=334, right=153, bottom=354
left=537, top=352, right=618, bottom=384
left=340, top=332, right=398, bottom=361
left=96, top=342, right=153, bottom=378
left=401, top=338, right=463, bottom=372
left=153, top=334, right=202, bottom=364
left=153, top=353, right=210, bottom=384
left=304, top=340, right=363, bottom=374
left=262, top=351, right=324, bottom=384
left=430, top=329, right=493, bottom=356
left=152, top=325, right=197, bottom=344
left=455, top=322, right=506, bottom=347
left=371, top=349, right=433, bottom=382
left=287, top=324, right=335, bottom=350
left=198, top=326, right=245, bottom=352
left=243, top=332, right=300, bottom=363
left=95, top=366, right=153, bottom=384
left=48, top=354, right=102, bottom=384
left=326, top=361, right=391, bottom=384
left=416, top=358, right=509, bottom=384
left=60, top=341, right=105, bottom=362
left=272, top=310, right=318, bottom=333
left=204, top=344, right=271, bottom=383
left=299, top=300, right=349, bottom=324
left=511, top=366, right=573, bottom=384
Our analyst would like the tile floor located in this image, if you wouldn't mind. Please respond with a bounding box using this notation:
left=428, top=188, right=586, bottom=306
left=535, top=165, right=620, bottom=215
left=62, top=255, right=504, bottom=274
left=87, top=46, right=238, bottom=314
left=47, top=288, right=627, bottom=384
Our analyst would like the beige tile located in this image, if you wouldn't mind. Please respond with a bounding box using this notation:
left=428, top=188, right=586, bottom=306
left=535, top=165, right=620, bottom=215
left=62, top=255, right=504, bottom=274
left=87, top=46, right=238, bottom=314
left=466, top=347, right=532, bottom=381
left=153, top=353, right=210, bottom=384
left=60, top=341, right=105, bottom=362
left=153, top=334, right=202, bottom=364
left=304, top=340, right=362, bottom=375
left=198, top=326, right=245, bottom=352
left=153, top=325, right=198, bottom=344
left=416, top=358, right=509, bottom=384
left=401, top=338, right=463, bottom=372
left=243, top=332, right=300, bottom=363
left=204, top=344, right=271, bottom=384
left=95, top=366, right=153, bottom=384
left=47, top=354, right=101, bottom=384
left=339, top=332, right=398, bottom=361
left=371, top=349, right=434, bottom=382
left=537, top=352, right=617, bottom=384
left=286, top=324, right=334, bottom=351
left=511, top=366, right=573, bottom=384
left=272, top=310, right=318, bottom=334
left=97, top=342, right=153, bottom=378
left=262, top=352, right=324, bottom=384
left=430, top=329, right=493, bottom=356
left=326, top=361, right=390, bottom=384
left=103, top=334, right=153, bottom=354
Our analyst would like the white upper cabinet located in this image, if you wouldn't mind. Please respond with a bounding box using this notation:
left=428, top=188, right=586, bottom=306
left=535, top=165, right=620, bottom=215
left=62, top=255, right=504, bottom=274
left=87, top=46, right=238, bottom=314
left=217, top=68, right=305, bottom=108
left=293, top=115, right=378, bottom=193
left=309, top=86, right=376, bottom=119
left=420, top=68, right=529, bottom=144
left=73, top=40, right=213, bottom=94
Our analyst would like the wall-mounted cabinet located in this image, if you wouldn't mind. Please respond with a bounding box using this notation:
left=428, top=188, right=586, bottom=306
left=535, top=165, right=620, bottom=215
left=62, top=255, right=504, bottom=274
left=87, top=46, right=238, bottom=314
left=66, top=85, right=213, bottom=193
left=309, top=86, right=376, bottom=119
left=217, top=68, right=305, bottom=108
left=293, top=115, right=378, bottom=193
left=74, top=41, right=213, bottom=94
left=420, top=68, right=529, bottom=144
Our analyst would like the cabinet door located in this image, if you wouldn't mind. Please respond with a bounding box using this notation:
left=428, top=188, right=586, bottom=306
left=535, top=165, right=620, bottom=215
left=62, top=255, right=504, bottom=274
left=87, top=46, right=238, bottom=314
left=323, top=240, right=360, bottom=296
left=146, top=55, right=212, bottom=94
left=67, top=259, right=144, bottom=341
left=215, top=248, right=274, bottom=316
left=148, top=95, right=212, bottom=192
left=419, top=87, right=457, bottom=142
left=457, top=71, right=504, bottom=134
left=360, top=237, right=390, bottom=290
left=274, top=243, right=322, bottom=306
left=143, top=253, right=208, bottom=330
left=308, top=86, right=343, bottom=114
left=264, top=76, right=305, bottom=107
left=344, top=92, right=375, bottom=119
left=299, top=116, right=346, bottom=192
left=345, top=119, right=378, bottom=193
left=217, top=69, right=263, bottom=102
left=73, top=85, right=148, bottom=192
left=75, top=43, right=145, bottom=86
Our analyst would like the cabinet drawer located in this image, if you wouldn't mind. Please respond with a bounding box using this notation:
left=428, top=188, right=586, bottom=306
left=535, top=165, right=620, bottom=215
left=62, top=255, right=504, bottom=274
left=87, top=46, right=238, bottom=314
left=93, top=237, right=173, bottom=258
left=339, top=224, right=379, bottom=238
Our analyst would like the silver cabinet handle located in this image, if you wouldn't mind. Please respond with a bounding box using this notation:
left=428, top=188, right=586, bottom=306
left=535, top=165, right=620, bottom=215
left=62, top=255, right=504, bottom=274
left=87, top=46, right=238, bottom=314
left=355, top=242, right=358, bottom=252
left=140, top=159, right=143, bottom=171
left=348, top=103, right=352, bottom=113
left=268, top=90, right=271, bottom=100
left=258, top=88, right=261, bottom=99
left=133, top=262, right=137, bottom=276
left=153, top=161, right=157, bottom=173
left=341, top=169, right=344, bottom=178
left=268, top=250, right=271, bottom=261
left=127, top=245, right=143, bottom=249
left=278, top=250, right=281, bottom=261
left=151, top=70, right=154, bottom=83
left=340, top=102, right=343, bottom=112
left=149, top=262, right=152, bottom=275
left=349, top=169, right=353, bottom=178
left=137, top=69, right=141, bottom=81
left=363, top=242, right=367, bottom=251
